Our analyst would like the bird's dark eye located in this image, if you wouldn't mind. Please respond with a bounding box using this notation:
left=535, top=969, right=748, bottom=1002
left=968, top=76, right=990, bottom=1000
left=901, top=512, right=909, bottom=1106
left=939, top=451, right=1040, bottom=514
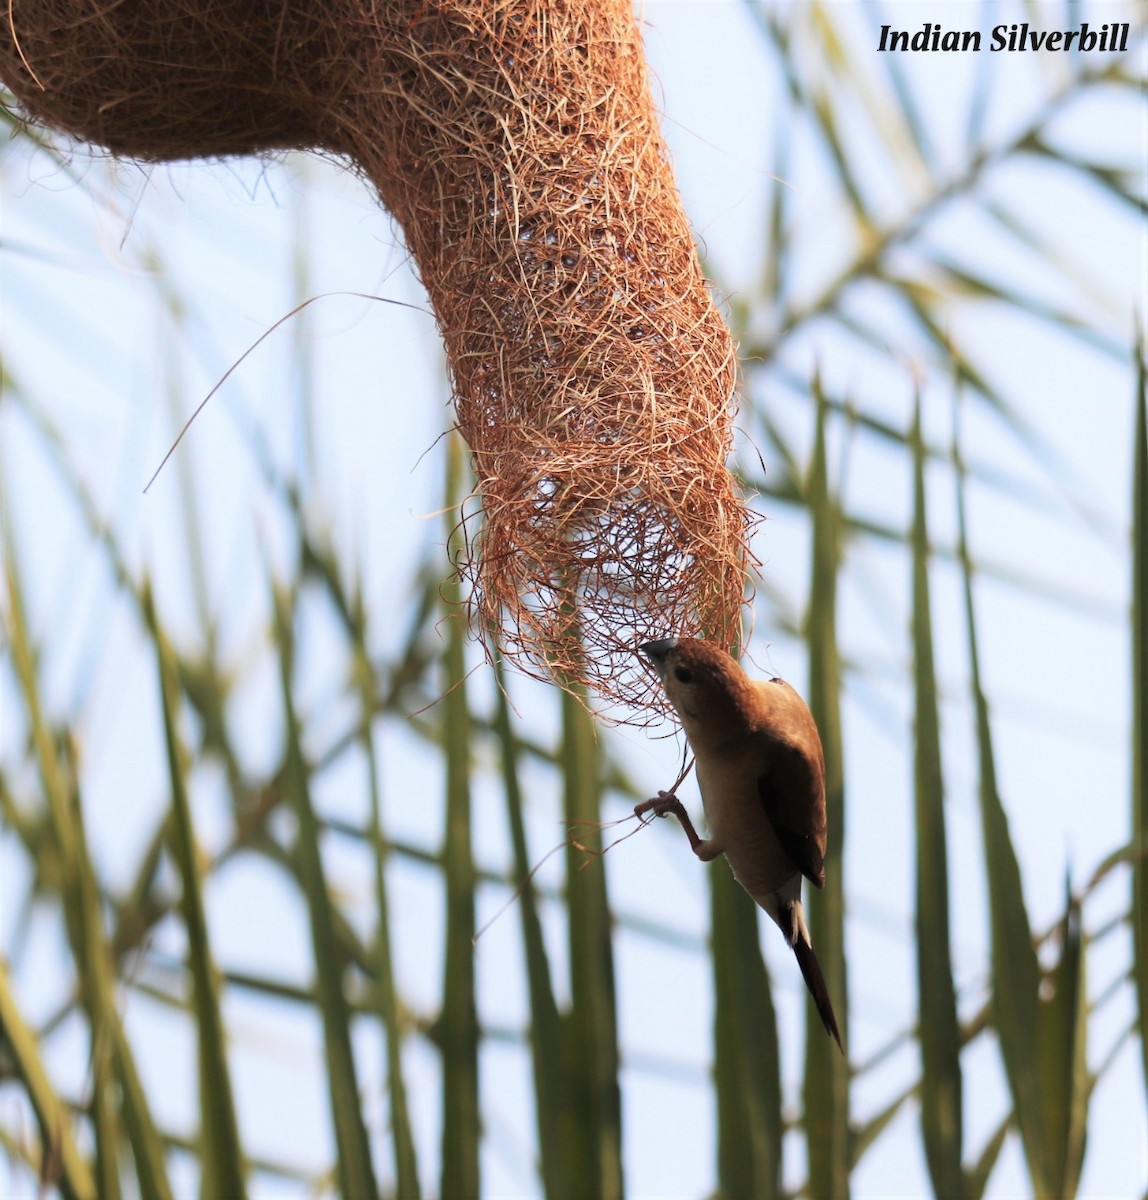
left=673, top=666, right=694, bottom=684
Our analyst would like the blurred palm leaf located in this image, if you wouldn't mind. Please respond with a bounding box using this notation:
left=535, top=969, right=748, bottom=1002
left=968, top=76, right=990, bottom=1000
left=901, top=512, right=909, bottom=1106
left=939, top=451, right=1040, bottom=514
left=1132, top=335, right=1148, bottom=1108
left=802, top=381, right=851, bottom=1198
left=146, top=585, right=246, bottom=1199
left=910, top=399, right=963, bottom=1199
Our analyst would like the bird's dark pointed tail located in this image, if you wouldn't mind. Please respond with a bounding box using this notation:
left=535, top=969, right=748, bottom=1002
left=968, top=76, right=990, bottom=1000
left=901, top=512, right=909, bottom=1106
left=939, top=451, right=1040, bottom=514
left=793, top=935, right=844, bottom=1054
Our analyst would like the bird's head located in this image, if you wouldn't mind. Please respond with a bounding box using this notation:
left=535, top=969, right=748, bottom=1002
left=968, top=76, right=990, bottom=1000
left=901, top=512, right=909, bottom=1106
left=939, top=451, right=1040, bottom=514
left=639, top=637, right=757, bottom=743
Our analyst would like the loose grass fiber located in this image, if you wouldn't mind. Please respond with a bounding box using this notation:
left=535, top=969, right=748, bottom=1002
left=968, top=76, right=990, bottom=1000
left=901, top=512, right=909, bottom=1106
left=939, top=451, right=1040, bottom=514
left=1, top=0, right=754, bottom=713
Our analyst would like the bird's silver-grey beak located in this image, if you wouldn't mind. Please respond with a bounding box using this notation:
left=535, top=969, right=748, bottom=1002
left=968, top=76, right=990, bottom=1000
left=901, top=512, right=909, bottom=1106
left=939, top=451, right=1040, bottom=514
left=639, top=638, right=678, bottom=679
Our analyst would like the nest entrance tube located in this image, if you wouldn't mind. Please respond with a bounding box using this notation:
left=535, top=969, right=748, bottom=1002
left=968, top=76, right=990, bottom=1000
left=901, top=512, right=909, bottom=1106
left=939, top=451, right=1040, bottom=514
left=1, top=0, right=754, bottom=714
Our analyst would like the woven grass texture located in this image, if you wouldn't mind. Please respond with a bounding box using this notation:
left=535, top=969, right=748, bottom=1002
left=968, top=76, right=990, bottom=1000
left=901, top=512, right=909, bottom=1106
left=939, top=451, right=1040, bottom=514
left=1, top=0, right=754, bottom=711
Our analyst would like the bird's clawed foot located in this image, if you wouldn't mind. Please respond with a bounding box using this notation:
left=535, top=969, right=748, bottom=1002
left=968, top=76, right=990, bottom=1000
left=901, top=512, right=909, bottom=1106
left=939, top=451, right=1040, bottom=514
left=634, top=790, right=686, bottom=824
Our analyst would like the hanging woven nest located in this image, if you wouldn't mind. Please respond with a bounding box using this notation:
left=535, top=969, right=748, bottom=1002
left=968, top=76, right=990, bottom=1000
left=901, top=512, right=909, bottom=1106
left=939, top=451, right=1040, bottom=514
left=1, top=0, right=755, bottom=713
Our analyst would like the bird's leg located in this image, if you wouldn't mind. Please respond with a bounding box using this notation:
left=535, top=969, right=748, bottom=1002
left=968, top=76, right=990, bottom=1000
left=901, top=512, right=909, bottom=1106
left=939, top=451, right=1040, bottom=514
left=634, top=791, right=721, bottom=861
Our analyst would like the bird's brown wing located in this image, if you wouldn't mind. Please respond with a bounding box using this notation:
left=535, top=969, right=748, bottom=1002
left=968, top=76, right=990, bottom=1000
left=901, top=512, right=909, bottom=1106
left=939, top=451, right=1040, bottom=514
left=757, top=738, right=827, bottom=887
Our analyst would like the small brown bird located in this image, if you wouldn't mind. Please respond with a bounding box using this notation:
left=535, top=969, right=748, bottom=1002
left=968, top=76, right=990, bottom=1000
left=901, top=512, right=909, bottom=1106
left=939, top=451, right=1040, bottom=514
left=637, top=637, right=843, bottom=1052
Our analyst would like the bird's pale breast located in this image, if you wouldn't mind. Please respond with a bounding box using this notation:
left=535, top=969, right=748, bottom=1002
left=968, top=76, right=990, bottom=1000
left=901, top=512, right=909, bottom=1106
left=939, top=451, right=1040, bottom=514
left=696, top=746, right=799, bottom=903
